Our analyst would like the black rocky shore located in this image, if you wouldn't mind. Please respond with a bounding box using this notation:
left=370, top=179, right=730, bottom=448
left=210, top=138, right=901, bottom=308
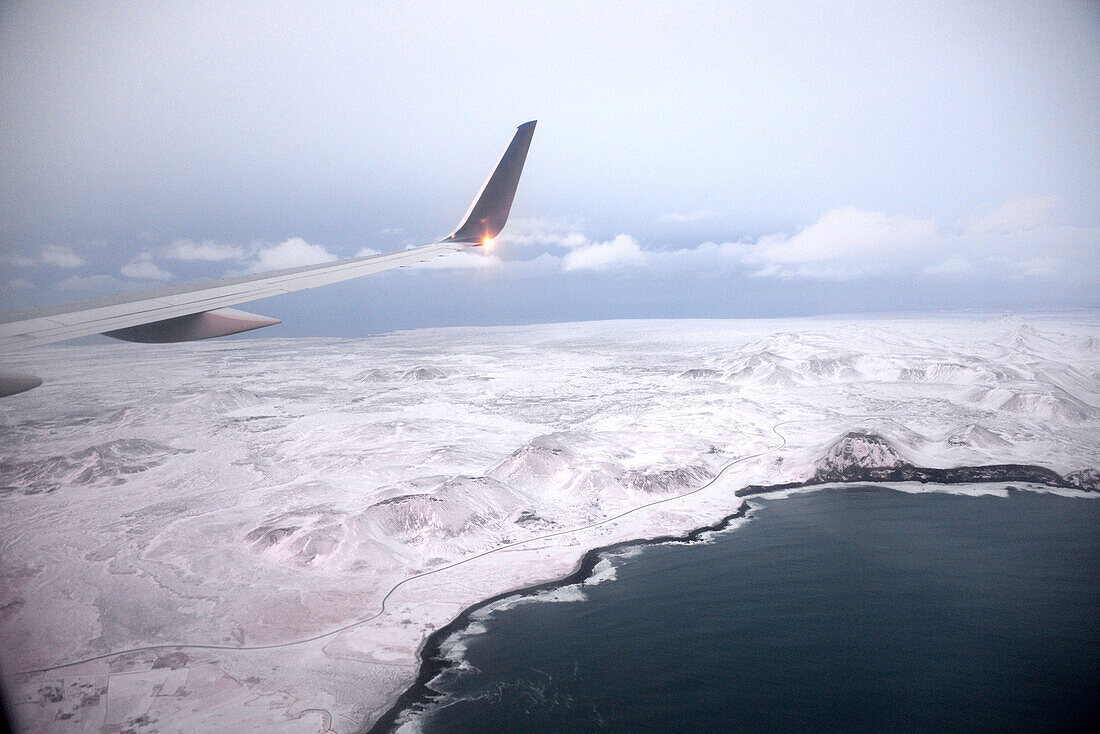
left=364, top=503, right=753, bottom=734
left=365, top=430, right=1097, bottom=733
left=739, top=431, right=1100, bottom=496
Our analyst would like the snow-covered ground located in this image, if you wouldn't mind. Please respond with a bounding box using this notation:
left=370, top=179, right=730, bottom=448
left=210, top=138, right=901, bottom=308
left=1, top=313, right=1097, bottom=732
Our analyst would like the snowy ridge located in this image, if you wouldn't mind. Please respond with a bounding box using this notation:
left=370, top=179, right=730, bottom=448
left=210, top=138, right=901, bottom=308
left=945, top=424, right=1011, bottom=449
left=1, top=439, right=192, bottom=494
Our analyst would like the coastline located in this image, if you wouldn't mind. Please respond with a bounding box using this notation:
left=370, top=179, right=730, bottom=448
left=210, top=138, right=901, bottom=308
left=367, top=467, right=1097, bottom=734
left=364, top=500, right=754, bottom=733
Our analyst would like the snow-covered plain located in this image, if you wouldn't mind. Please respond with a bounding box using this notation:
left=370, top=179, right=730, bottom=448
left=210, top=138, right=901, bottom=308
left=1, top=314, right=1097, bottom=732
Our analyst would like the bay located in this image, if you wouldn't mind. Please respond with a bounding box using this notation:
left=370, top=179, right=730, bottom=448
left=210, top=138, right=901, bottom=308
left=410, top=487, right=1100, bottom=733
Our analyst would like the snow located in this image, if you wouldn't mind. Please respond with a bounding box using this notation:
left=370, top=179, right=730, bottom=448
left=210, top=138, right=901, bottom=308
left=0, top=313, right=1097, bottom=732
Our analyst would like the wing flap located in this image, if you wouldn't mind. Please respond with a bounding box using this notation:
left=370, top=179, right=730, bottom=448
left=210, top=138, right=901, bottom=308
left=103, top=307, right=282, bottom=343
left=0, top=372, right=43, bottom=398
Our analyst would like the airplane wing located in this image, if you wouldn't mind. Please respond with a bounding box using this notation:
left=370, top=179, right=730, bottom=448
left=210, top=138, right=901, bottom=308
left=0, top=121, right=536, bottom=397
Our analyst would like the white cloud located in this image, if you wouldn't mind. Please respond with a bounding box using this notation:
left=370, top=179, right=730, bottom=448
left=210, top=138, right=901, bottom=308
left=2, top=254, right=36, bottom=267
left=967, top=196, right=1057, bottom=234
left=40, top=245, right=84, bottom=268
left=379, top=227, right=403, bottom=235
left=923, top=256, right=970, bottom=275
left=18, top=196, right=1087, bottom=301
left=246, top=238, right=338, bottom=272
left=539, top=198, right=1095, bottom=283
left=563, top=235, right=647, bottom=272
left=496, top=217, right=588, bottom=249
left=166, top=239, right=245, bottom=262
left=657, top=210, right=722, bottom=223
left=355, top=247, right=381, bottom=258
left=612, top=208, right=938, bottom=281
left=120, top=255, right=173, bottom=281
left=518, top=251, right=565, bottom=273
left=473, top=251, right=563, bottom=278
left=5, top=278, right=33, bottom=290
left=1006, top=258, right=1063, bottom=278
left=412, top=251, right=502, bottom=270
left=555, top=233, right=588, bottom=248
left=745, top=207, right=937, bottom=278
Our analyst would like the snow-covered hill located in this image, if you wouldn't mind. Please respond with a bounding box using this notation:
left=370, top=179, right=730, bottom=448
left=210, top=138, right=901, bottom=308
left=0, top=313, right=1096, bottom=733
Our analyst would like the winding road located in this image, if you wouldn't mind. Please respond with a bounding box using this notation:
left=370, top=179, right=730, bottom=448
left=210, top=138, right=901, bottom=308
left=16, top=419, right=800, bottom=676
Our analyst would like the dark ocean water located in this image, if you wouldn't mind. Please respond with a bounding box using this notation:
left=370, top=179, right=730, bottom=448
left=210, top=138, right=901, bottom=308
left=411, top=487, right=1100, bottom=733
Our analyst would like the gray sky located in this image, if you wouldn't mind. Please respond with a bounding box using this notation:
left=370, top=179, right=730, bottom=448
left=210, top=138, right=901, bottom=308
left=1, top=1, right=1097, bottom=333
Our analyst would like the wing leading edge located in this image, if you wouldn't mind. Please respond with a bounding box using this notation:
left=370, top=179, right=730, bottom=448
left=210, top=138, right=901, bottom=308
left=0, top=121, right=536, bottom=396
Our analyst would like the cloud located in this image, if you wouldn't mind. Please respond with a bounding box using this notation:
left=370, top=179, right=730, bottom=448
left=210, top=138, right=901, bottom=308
left=967, top=196, right=1057, bottom=234
left=542, top=198, right=1096, bottom=284
left=246, top=238, right=338, bottom=272
left=412, top=251, right=502, bottom=270
left=1006, top=258, right=1063, bottom=278
left=167, top=237, right=358, bottom=270
left=12, top=196, right=1091, bottom=311
left=2, top=254, right=37, bottom=267
left=4, top=245, right=87, bottom=269
left=120, top=255, right=173, bottom=281
left=563, top=235, right=647, bottom=272
left=39, top=245, right=84, bottom=268
left=5, top=278, right=33, bottom=290
left=923, top=256, right=970, bottom=275
left=496, top=217, right=588, bottom=249
left=657, top=210, right=722, bottom=223
left=166, top=239, right=245, bottom=262
left=611, top=208, right=938, bottom=281
left=745, top=207, right=937, bottom=278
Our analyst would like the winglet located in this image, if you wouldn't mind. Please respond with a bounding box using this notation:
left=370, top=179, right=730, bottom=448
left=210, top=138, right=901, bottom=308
left=446, top=120, right=537, bottom=244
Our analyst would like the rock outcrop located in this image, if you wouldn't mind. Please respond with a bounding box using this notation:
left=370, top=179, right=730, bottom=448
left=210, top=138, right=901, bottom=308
left=737, top=430, right=1091, bottom=496
left=1064, top=468, right=1100, bottom=492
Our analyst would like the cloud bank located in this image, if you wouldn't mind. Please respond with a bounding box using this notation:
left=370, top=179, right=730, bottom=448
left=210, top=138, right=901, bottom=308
left=166, top=240, right=246, bottom=262
left=2, top=197, right=1094, bottom=314
left=563, top=235, right=647, bottom=272
left=40, top=246, right=85, bottom=268
left=120, top=255, right=173, bottom=281
left=246, top=238, right=338, bottom=273
left=498, top=197, right=1096, bottom=285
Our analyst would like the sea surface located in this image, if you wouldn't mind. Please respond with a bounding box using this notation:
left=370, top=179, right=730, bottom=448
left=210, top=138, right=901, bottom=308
left=409, top=487, right=1100, bottom=733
